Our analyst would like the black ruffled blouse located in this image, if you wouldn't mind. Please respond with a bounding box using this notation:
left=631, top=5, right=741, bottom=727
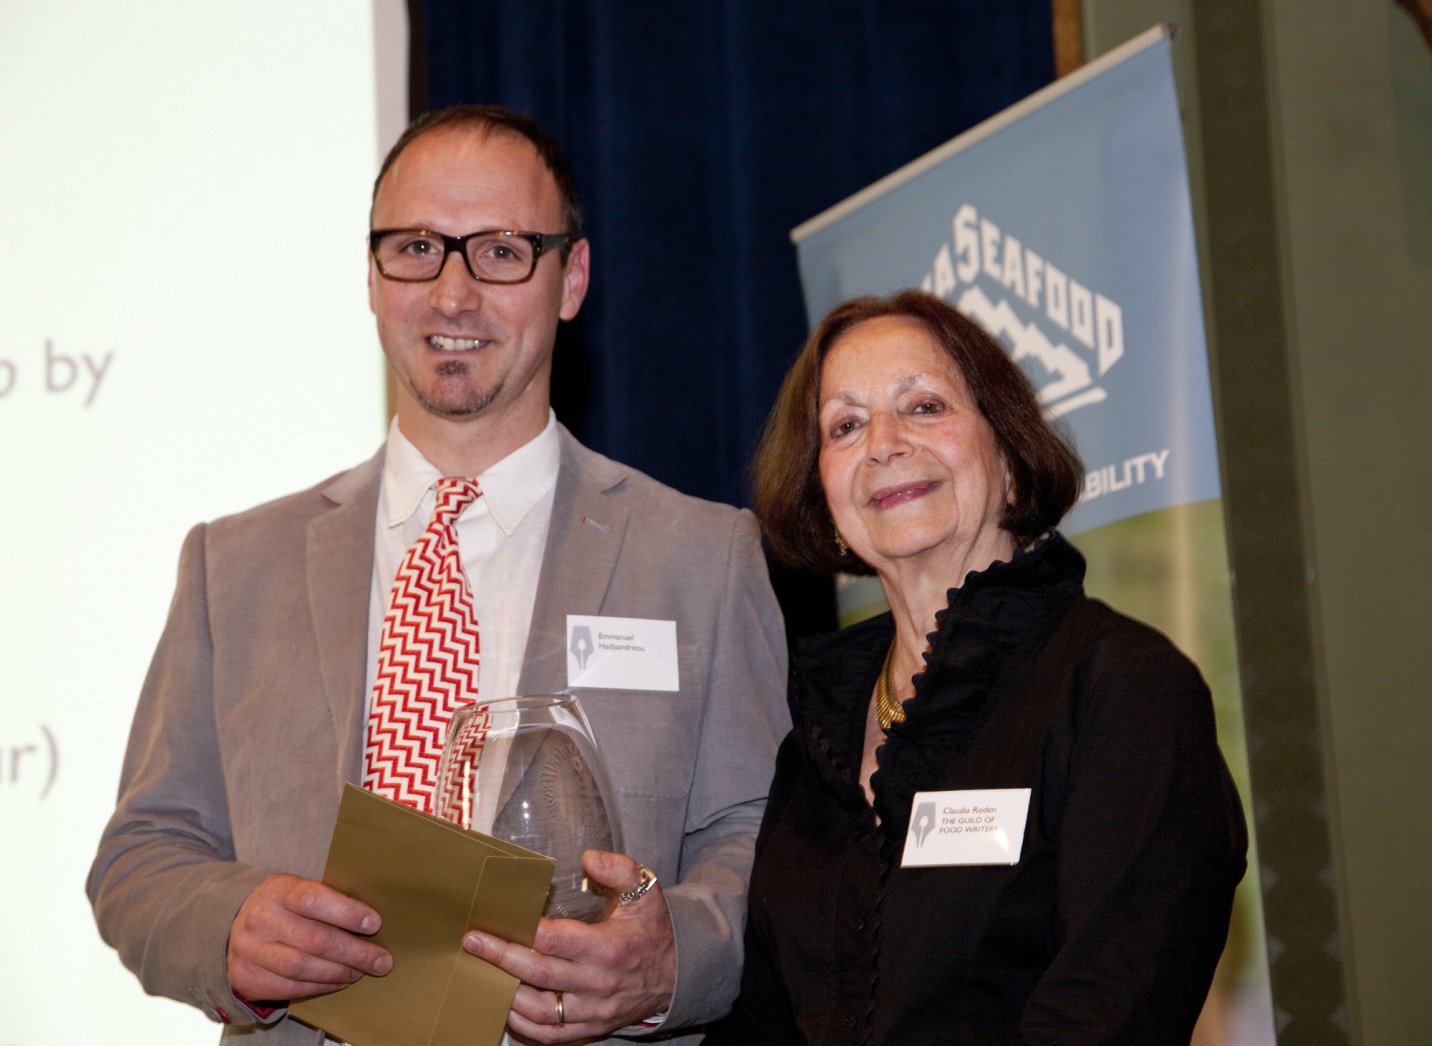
left=709, top=533, right=1247, bottom=1046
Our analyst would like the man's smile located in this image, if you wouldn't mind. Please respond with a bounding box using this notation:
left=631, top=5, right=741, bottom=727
left=427, top=334, right=491, bottom=351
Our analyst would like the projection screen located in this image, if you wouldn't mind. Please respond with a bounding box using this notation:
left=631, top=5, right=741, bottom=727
left=0, top=2, right=394, bottom=1039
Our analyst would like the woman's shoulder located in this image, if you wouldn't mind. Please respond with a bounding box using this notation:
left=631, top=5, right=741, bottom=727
left=790, top=610, right=887, bottom=676
left=788, top=612, right=893, bottom=715
left=1056, top=597, right=1202, bottom=672
left=1037, top=597, right=1217, bottom=740
left=793, top=610, right=893, bottom=664
left=1004, top=533, right=1205, bottom=687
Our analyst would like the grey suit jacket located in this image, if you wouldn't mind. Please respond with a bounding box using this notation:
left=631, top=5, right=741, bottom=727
left=88, top=426, right=789, bottom=1044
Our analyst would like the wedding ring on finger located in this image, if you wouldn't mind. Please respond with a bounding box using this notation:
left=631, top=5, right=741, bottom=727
left=555, top=991, right=565, bottom=1026
left=618, top=865, right=658, bottom=906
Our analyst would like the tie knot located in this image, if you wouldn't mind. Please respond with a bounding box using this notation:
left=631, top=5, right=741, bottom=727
left=431, top=478, right=482, bottom=526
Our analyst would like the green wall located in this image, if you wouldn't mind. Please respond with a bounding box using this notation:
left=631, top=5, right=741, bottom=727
left=1084, top=2, right=1432, bottom=1042
left=1264, top=3, right=1432, bottom=1042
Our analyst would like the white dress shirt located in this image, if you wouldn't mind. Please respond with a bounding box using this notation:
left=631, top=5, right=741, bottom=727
left=363, top=412, right=561, bottom=716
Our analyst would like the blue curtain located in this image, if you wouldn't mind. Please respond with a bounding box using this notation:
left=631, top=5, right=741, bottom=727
left=415, top=1, right=1055, bottom=631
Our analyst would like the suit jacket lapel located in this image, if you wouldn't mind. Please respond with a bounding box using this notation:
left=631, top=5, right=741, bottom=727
left=519, top=427, right=630, bottom=695
left=307, top=448, right=383, bottom=785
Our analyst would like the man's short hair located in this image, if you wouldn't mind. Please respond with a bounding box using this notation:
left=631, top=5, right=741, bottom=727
left=372, top=104, right=584, bottom=246
left=752, top=290, right=1084, bottom=575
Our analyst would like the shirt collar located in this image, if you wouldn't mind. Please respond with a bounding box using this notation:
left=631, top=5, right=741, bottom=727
left=381, top=411, right=562, bottom=536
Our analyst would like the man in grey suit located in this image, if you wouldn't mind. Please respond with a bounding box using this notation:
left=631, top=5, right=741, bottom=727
left=87, top=105, right=789, bottom=1045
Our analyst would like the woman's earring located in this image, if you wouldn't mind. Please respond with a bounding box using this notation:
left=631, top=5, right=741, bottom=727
left=833, top=529, right=850, bottom=556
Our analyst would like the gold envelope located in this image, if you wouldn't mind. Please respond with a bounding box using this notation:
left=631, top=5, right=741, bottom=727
left=290, top=784, right=556, bottom=1046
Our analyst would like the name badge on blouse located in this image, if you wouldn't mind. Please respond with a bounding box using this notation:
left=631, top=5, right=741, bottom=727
left=566, top=615, right=680, bottom=691
left=900, top=788, right=1033, bottom=867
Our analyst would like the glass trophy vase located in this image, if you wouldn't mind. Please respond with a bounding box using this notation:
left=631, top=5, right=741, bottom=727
left=435, top=695, right=623, bottom=922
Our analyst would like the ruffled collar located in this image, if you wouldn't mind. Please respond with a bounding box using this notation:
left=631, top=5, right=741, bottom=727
left=791, top=532, right=1088, bottom=846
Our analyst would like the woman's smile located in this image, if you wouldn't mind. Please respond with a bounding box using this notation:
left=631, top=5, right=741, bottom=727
left=868, top=480, right=941, bottom=510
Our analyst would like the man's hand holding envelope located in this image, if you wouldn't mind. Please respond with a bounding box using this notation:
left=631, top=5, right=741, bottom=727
left=228, top=873, right=392, bottom=1004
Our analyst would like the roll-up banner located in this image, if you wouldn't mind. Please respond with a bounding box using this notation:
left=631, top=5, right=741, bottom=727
left=792, top=26, right=1275, bottom=1043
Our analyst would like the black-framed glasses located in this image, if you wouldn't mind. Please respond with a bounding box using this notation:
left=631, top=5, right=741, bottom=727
left=369, top=228, right=574, bottom=284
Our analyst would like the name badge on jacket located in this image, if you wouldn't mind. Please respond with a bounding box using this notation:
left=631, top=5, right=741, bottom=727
left=566, top=615, right=679, bottom=691
left=900, top=788, right=1033, bottom=867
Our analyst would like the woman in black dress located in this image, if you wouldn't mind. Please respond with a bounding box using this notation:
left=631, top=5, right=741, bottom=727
left=709, top=291, right=1246, bottom=1045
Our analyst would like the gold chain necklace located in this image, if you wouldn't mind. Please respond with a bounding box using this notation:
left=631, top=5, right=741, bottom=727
left=874, top=642, right=906, bottom=731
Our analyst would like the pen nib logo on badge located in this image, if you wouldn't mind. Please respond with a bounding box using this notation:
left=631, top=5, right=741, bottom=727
left=569, top=625, right=594, bottom=671
left=910, top=801, right=937, bottom=847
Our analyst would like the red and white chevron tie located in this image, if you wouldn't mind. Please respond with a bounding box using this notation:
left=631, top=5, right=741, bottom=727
left=365, top=478, right=483, bottom=814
